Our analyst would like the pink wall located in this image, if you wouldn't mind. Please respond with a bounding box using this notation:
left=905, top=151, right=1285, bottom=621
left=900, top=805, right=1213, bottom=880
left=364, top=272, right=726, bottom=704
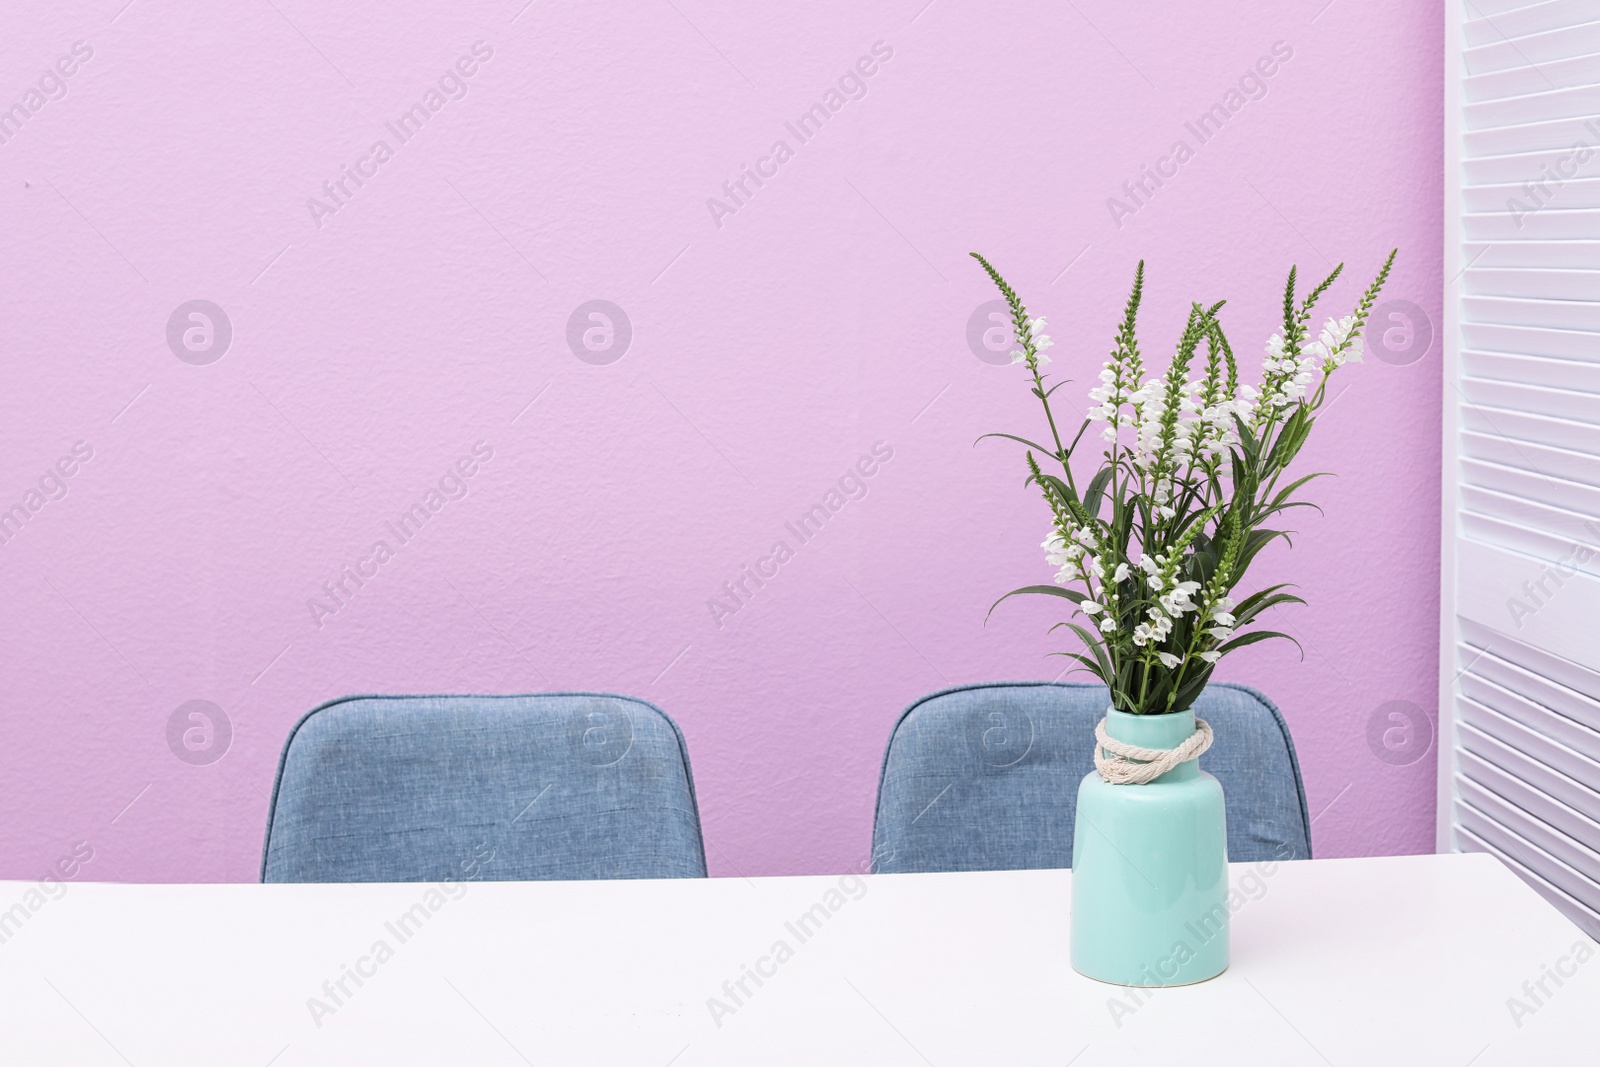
left=0, top=0, right=1441, bottom=881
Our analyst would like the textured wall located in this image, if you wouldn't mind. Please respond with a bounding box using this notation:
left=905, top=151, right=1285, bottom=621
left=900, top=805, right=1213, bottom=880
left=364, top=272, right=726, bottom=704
left=0, top=0, right=1441, bottom=881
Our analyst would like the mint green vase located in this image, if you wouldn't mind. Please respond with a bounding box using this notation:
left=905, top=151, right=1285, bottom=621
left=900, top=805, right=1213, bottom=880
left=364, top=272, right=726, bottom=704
left=1070, top=707, right=1229, bottom=986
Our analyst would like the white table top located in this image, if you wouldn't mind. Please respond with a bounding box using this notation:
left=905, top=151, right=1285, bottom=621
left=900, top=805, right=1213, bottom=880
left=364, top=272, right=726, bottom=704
left=0, top=852, right=1592, bottom=1065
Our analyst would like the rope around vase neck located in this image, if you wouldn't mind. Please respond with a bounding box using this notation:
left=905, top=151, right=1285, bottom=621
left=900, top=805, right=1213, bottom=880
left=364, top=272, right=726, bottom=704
left=1093, top=716, right=1214, bottom=785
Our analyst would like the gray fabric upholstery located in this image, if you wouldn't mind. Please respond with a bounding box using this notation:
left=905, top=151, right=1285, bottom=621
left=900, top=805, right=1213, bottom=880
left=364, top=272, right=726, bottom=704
left=872, top=682, right=1312, bottom=873
left=262, top=693, right=707, bottom=882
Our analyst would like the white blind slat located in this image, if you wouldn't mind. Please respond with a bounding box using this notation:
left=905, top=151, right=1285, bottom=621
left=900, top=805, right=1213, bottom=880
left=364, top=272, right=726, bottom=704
left=1465, top=22, right=1600, bottom=75
left=1463, top=294, right=1600, bottom=330
left=1466, top=0, right=1577, bottom=20
left=1460, top=241, right=1600, bottom=269
left=1463, top=179, right=1600, bottom=212
left=1456, top=785, right=1600, bottom=891
left=1461, top=455, right=1600, bottom=516
left=1459, top=639, right=1600, bottom=733
left=1462, top=266, right=1600, bottom=299
left=1462, top=350, right=1600, bottom=389
left=1462, top=617, right=1600, bottom=702
left=1461, top=671, right=1600, bottom=761
left=1465, top=114, right=1600, bottom=157
left=1461, top=429, right=1600, bottom=488
left=1464, top=3, right=1600, bottom=47
left=1461, top=376, right=1600, bottom=422
left=1457, top=717, right=1600, bottom=823
left=1457, top=759, right=1600, bottom=859
left=1459, top=320, right=1600, bottom=357
left=1465, top=51, right=1600, bottom=103
left=1465, top=82, right=1600, bottom=129
left=1460, top=401, right=1600, bottom=453
left=1464, top=208, right=1600, bottom=240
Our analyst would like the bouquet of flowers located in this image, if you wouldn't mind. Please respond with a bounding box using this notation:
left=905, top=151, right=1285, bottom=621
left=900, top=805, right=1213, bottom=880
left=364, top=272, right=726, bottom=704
left=974, top=250, right=1395, bottom=716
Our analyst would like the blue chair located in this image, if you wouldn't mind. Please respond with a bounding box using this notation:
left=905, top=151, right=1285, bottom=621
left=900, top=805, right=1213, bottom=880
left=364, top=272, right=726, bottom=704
left=261, top=693, right=707, bottom=882
left=871, top=682, right=1311, bottom=873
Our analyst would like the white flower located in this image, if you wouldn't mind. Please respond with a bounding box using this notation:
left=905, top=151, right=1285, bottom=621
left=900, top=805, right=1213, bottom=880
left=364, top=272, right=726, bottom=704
left=1198, top=650, right=1221, bottom=664
left=1305, top=315, right=1370, bottom=371
left=1044, top=531, right=1087, bottom=584
left=1212, top=611, right=1236, bottom=627
left=1319, top=314, right=1351, bottom=348
left=1081, top=600, right=1103, bottom=615
left=1158, top=581, right=1201, bottom=617
left=1210, top=626, right=1234, bottom=642
left=1099, top=616, right=1117, bottom=633
left=1112, top=563, right=1130, bottom=583
left=1159, top=594, right=1191, bottom=616
left=1157, top=652, right=1180, bottom=669
left=1132, top=620, right=1171, bottom=646
left=1087, top=359, right=1135, bottom=429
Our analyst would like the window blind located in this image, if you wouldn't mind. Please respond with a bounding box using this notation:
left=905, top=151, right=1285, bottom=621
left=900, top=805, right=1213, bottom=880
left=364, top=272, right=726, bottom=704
left=1444, top=0, right=1600, bottom=938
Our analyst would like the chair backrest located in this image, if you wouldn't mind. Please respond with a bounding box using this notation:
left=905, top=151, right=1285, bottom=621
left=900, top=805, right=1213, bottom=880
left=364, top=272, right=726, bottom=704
left=261, top=693, right=707, bottom=882
left=871, top=682, right=1311, bottom=874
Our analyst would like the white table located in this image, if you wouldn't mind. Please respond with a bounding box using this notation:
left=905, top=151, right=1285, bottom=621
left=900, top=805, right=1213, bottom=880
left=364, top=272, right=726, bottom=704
left=0, top=853, right=1592, bottom=1065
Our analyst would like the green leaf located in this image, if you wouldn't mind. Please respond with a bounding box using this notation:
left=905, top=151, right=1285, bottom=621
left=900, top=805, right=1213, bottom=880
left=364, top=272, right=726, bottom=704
left=1275, top=420, right=1311, bottom=468
left=1063, top=621, right=1116, bottom=680
left=1217, top=629, right=1303, bottom=658
left=1266, top=409, right=1305, bottom=467
left=1067, top=418, right=1092, bottom=455
left=1233, top=582, right=1297, bottom=614
left=1233, top=415, right=1259, bottom=461
left=1169, top=664, right=1216, bottom=713
left=976, top=432, right=1057, bottom=455
left=1268, top=471, right=1328, bottom=511
left=1036, top=473, right=1084, bottom=514
left=1233, top=593, right=1307, bottom=625
left=985, top=584, right=1086, bottom=623
left=1082, top=467, right=1114, bottom=519
left=1049, top=651, right=1106, bottom=683
left=1258, top=500, right=1324, bottom=520
left=1236, top=528, right=1291, bottom=571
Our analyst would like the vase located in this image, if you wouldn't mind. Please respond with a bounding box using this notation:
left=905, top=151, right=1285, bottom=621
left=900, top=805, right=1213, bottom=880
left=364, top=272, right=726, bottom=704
left=1070, top=707, right=1229, bottom=986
